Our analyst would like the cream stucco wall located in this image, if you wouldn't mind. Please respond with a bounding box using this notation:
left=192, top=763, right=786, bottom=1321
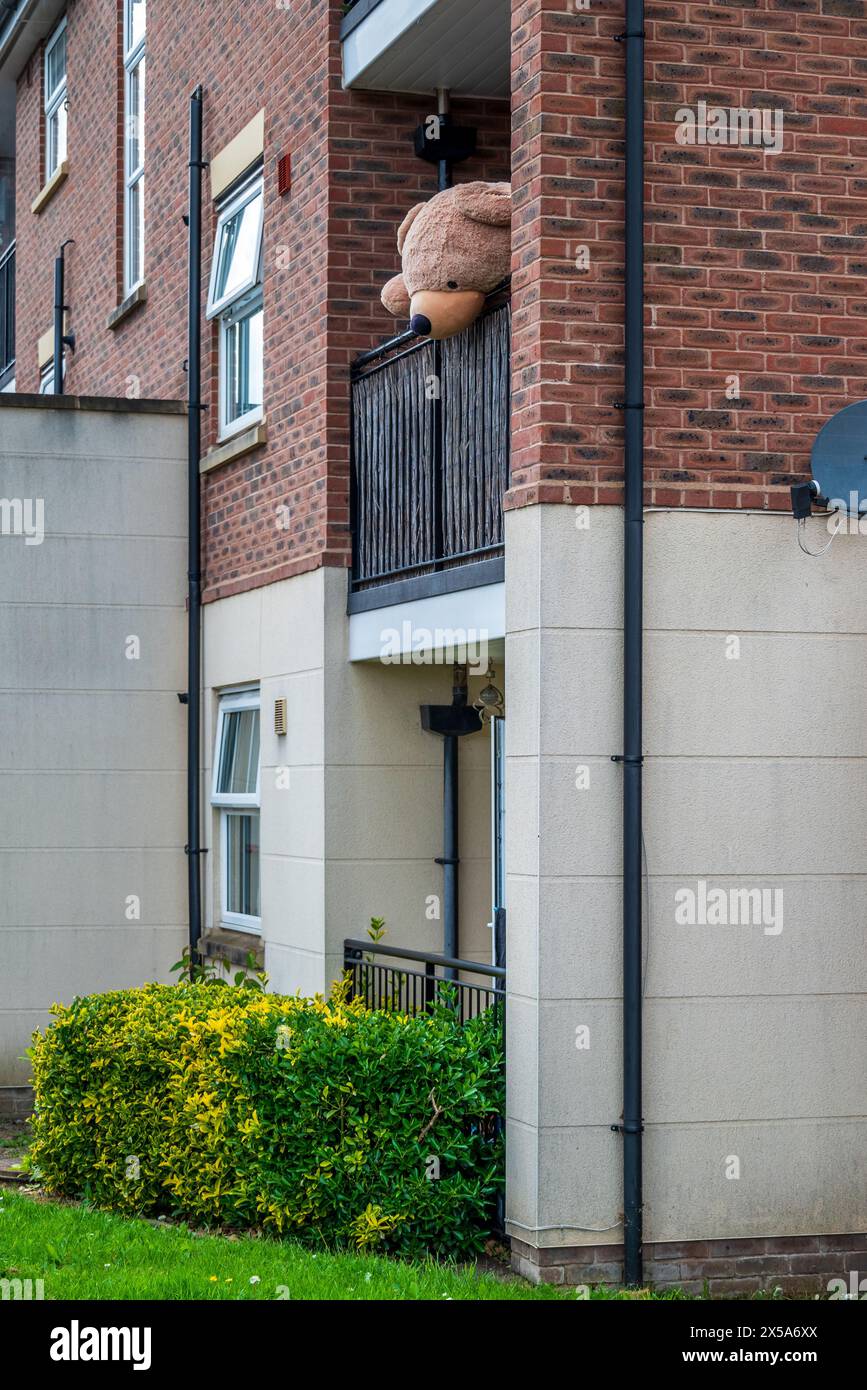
left=202, top=566, right=497, bottom=996
left=505, top=502, right=867, bottom=1248
left=0, top=401, right=188, bottom=1083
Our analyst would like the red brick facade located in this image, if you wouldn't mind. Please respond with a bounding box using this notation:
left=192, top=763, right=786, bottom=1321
left=12, top=1, right=867, bottom=599
left=510, top=0, right=867, bottom=513
left=13, top=1, right=509, bottom=602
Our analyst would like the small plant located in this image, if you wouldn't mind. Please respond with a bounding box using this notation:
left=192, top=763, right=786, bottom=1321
left=366, top=916, right=386, bottom=946
left=169, top=947, right=220, bottom=985
left=170, top=948, right=268, bottom=993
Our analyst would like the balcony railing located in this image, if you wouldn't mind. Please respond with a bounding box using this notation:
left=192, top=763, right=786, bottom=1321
left=0, top=242, right=14, bottom=388
left=350, top=296, right=510, bottom=595
left=343, top=939, right=505, bottom=1025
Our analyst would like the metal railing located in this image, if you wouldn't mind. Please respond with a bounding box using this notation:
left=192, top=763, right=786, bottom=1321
left=349, top=297, right=510, bottom=592
left=343, top=938, right=505, bottom=1024
left=0, top=242, right=15, bottom=387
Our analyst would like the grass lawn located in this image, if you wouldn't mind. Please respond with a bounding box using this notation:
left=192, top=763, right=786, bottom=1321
left=0, top=1190, right=688, bottom=1301
left=0, top=1190, right=560, bottom=1301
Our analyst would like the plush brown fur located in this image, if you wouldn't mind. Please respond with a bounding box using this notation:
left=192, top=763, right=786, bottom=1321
left=381, top=181, right=511, bottom=339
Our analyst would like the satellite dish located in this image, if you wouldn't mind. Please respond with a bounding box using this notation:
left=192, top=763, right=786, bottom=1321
left=811, top=399, right=867, bottom=516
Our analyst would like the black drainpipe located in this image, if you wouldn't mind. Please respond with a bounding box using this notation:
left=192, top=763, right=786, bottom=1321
left=614, top=0, right=645, bottom=1287
left=421, top=666, right=483, bottom=973
left=436, top=88, right=451, bottom=191
left=184, top=86, right=206, bottom=966
left=53, top=240, right=74, bottom=394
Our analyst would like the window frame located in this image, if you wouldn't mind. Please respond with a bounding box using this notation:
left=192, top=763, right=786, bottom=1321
left=44, top=17, right=68, bottom=182
left=218, top=284, right=264, bottom=440
left=219, top=808, right=261, bottom=934
left=206, top=170, right=265, bottom=441
left=123, top=0, right=146, bottom=296
left=212, top=687, right=261, bottom=935
left=206, top=173, right=264, bottom=320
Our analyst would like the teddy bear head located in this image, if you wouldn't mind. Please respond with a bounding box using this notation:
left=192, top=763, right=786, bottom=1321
left=381, top=181, right=511, bottom=341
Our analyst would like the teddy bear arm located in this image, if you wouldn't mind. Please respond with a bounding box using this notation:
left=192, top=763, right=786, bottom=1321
left=381, top=272, right=412, bottom=318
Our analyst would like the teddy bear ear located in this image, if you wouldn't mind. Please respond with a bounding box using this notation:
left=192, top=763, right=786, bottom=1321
left=451, top=181, right=512, bottom=228
left=396, top=202, right=425, bottom=254
left=381, top=273, right=412, bottom=318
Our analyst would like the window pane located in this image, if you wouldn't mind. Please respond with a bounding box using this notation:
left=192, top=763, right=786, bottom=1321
left=214, top=190, right=262, bottom=304
left=127, top=177, right=144, bottom=289
left=224, top=302, right=263, bottom=426
left=127, top=62, right=144, bottom=173
left=46, top=30, right=66, bottom=102
left=127, top=0, right=146, bottom=54
left=226, top=813, right=260, bottom=919
left=48, top=103, right=67, bottom=177
left=216, top=706, right=260, bottom=796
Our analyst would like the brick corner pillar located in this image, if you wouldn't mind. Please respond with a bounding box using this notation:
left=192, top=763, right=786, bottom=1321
left=508, top=0, right=626, bottom=520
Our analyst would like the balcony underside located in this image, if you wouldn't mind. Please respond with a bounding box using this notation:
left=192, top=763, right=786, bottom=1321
left=341, top=0, right=510, bottom=98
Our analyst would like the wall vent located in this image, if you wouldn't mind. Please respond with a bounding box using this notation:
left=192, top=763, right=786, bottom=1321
left=274, top=698, right=288, bottom=736
left=277, top=152, right=291, bottom=196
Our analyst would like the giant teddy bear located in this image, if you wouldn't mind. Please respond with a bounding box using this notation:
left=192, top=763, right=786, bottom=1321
left=381, top=181, right=511, bottom=341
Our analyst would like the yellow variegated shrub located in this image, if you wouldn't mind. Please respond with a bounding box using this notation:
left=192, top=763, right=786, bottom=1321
left=30, top=981, right=503, bottom=1257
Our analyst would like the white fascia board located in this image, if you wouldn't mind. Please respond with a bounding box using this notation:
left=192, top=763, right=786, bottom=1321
left=349, top=581, right=505, bottom=666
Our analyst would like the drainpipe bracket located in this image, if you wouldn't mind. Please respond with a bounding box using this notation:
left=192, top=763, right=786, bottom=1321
left=611, top=755, right=644, bottom=766
left=613, top=401, right=645, bottom=410
left=184, top=846, right=210, bottom=857
left=434, top=856, right=459, bottom=867
left=611, top=1121, right=645, bottom=1134
left=613, top=31, right=646, bottom=41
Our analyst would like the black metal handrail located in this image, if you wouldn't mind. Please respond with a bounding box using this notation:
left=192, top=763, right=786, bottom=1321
left=349, top=296, right=510, bottom=592
left=343, top=938, right=505, bottom=1024
left=0, top=241, right=15, bottom=386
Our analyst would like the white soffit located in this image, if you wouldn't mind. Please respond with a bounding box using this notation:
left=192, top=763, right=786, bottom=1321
left=0, top=0, right=67, bottom=81
left=349, top=582, right=505, bottom=664
left=342, top=0, right=510, bottom=99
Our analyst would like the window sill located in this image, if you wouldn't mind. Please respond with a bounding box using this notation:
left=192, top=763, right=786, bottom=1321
left=107, top=282, right=147, bottom=330
left=200, top=418, right=266, bottom=474
left=31, top=161, right=69, bottom=215
left=197, top=927, right=264, bottom=969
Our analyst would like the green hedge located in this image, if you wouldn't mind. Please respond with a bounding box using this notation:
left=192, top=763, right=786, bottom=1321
left=30, top=982, right=503, bottom=1258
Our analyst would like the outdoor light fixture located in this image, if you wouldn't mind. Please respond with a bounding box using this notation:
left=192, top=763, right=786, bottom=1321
left=473, top=665, right=504, bottom=724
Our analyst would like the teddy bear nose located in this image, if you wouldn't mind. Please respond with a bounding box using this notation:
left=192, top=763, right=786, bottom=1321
left=411, top=313, right=432, bottom=337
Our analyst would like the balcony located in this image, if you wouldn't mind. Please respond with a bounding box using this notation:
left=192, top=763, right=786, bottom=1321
left=0, top=241, right=14, bottom=389
left=341, top=0, right=509, bottom=97
left=349, top=295, right=510, bottom=613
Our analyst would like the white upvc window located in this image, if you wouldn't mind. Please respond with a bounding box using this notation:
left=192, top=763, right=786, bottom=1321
left=206, top=171, right=264, bottom=439
left=44, top=18, right=68, bottom=182
left=212, top=689, right=261, bottom=933
left=39, top=358, right=65, bottom=394
left=123, top=0, right=146, bottom=294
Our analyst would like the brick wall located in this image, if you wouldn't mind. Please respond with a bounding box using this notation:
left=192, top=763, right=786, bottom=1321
left=21, top=2, right=859, bottom=582
left=13, top=1, right=509, bottom=602
left=512, top=1231, right=867, bottom=1296
left=510, top=0, right=867, bottom=513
